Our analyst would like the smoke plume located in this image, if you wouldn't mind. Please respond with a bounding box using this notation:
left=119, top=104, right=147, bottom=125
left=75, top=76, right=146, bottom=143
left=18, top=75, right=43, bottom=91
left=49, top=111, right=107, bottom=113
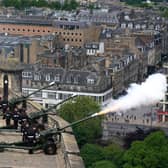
left=93, top=73, right=167, bottom=117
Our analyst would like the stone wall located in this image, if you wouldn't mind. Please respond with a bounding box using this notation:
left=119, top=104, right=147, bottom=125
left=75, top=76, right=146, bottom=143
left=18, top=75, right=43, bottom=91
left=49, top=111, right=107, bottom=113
left=49, top=115, right=85, bottom=168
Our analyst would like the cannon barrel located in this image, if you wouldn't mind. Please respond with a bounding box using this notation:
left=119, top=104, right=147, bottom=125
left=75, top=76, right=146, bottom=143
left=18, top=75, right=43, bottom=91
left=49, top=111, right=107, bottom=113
left=8, top=81, right=56, bottom=107
left=28, top=95, right=77, bottom=120
left=59, top=115, right=95, bottom=132
left=40, top=113, right=97, bottom=137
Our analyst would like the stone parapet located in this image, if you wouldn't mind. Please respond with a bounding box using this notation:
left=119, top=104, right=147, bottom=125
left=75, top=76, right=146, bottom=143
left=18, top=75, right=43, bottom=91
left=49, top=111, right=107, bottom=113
left=48, top=115, right=85, bottom=168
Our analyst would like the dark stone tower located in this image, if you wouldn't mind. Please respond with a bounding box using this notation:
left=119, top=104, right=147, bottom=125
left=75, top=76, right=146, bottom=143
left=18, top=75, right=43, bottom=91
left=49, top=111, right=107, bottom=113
left=0, top=61, right=23, bottom=97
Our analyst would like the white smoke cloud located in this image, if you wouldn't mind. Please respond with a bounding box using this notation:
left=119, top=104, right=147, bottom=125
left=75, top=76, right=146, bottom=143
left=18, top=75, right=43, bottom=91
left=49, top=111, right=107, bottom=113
left=107, top=73, right=167, bottom=113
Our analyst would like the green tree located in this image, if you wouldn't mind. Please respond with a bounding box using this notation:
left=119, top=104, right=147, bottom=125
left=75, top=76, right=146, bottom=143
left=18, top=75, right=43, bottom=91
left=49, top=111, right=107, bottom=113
left=49, top=1, right=61, bottom=10
left=91, top=160, right=116, bottom=168
left=80, top=143, right=104, bottom=167
left=69, top=0, right=79, bottom=10
left=103, top=143, right=124, bottom=167
left=123, top=131, right=168, bottom=168
left=58, top=96, right=102, bottom=147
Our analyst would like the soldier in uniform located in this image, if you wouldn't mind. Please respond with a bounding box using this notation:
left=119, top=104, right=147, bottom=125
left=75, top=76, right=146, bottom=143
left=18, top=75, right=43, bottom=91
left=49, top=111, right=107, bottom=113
left=12, top=107, right=20, bottom=129
left=22, top=121, right=30, bottom=142
left=4, top=107, right=12, bottom=126
left=2, top=99, right=8, bottom=117
left=0, top=97, right=3, bottom=110
left=24, top=124, right=39, bottom=146
left=18, top=108, right=28, bottom=131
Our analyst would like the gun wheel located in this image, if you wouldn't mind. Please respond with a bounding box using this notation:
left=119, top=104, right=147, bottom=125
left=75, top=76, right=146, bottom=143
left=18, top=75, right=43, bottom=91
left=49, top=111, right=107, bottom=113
left=43, top=141, right=57, bottom=155
left=0, top=148, right=4, bottom=152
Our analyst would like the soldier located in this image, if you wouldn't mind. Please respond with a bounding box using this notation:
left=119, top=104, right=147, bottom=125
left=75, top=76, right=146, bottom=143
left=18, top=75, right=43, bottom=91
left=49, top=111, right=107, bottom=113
left=2, top=99, right=8, bottom=116
left=24, top=125, right=39, bottom=146
left=4, top=107, right=12, bottom=126
left=22, top=121, right=30, bottom=142
left=0, top=97, right=3, bottom=110
left=12, top=107, right=20, bottom=129
left=18, top=108, right=28, bottom=131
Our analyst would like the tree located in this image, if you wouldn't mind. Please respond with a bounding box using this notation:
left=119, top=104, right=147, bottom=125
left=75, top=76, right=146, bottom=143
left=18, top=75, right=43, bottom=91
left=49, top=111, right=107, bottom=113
left=58, top=96, right=102, bottom=147
left=123, top=131, right=168, bottom=168
left=49, top=1, right=61, bottom=10
left=91, top=160, right=116, bottom=168
left=69, top=0, right=79, bottom=10
left=80, top=143, right=105, bottom=167
left=103, top=144, right=124, bottom=167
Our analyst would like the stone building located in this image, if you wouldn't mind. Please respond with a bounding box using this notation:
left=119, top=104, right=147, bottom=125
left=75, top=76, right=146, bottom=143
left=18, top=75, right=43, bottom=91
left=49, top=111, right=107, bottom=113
left=108, top=52, right=139, bottom=97
left=158, top=62, right=168, bottom=122
left=37, top=46, right=88, bottom=69
left=0, top=34, right=43, bottom=64
left=0, top=16, right=101, bottom=47
left=22, top=64, right=112, bottom=107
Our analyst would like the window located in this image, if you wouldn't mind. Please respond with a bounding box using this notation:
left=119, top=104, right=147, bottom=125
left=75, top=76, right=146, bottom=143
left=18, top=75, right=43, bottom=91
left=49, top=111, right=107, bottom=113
left=54, top=74, right=60, bottom=82
left=34, top=74, right=41, bottom=80
left=18, top=29, right=20, bottom=31
left=26, top=80, right=29, bottom=85
left=22, top=72, right=32, bottom=78
left=46, top=74, right=50, bottom=81
left=3, top=28, right=5, bottom=30
left=74, top=75, right=80, bottom=84
left=34, top=91, right=42, bottom=98
left=87, top=78, right=95, bottom=84
left=48, top=92, right=56, bottom=99
left=22, top=90, right=29, bottom=96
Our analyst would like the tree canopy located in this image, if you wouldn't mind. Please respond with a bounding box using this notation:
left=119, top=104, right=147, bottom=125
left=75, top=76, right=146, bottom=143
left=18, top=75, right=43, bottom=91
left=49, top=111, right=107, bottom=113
left=58, top=96, right=102, bottom=147
left=123, top=131, right=168, bottom=168
left=80, top=143, right=124, bottom=168
left=1, top=0, right=79, bottom=10
left=80, top=131, right=168, bottom=168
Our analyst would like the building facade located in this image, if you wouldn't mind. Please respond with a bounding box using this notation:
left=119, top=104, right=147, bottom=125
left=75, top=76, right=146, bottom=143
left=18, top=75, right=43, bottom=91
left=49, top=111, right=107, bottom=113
left=0, top=16, right=101, bottom=47
left=22, top=64, right=112, bottom=107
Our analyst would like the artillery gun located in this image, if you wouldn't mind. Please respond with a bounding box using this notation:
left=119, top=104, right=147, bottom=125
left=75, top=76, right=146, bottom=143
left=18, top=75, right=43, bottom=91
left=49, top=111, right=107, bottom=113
left=0, top=81, right=58, bottom=129
left=0, top=113, right=99, bottom=155
left=8, top=81, right=56, bottom=109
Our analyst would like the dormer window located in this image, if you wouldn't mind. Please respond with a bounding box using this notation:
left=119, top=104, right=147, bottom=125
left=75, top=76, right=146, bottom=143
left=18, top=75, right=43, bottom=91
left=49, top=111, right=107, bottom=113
left=121, top=23, right=126, bottom=28
left=54, top=74, right=60, bottom=82
left=67, top=74, right=74, bottom=83
left=74, top=75, right=80, bottom=84
left=87, top=78, right=95, bottom=85
left=46, top=74, right=50, bottom=81
left=34, top=73, right=41, bottom=80
left=22, top=72, right=32, bottom=78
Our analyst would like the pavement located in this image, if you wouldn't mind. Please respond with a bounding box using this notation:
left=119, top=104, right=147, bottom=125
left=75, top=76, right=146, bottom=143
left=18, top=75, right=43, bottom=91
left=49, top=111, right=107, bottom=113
left=0, top=150, right=61, bottom=168
left=0, top=119, right=66, bottom=168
